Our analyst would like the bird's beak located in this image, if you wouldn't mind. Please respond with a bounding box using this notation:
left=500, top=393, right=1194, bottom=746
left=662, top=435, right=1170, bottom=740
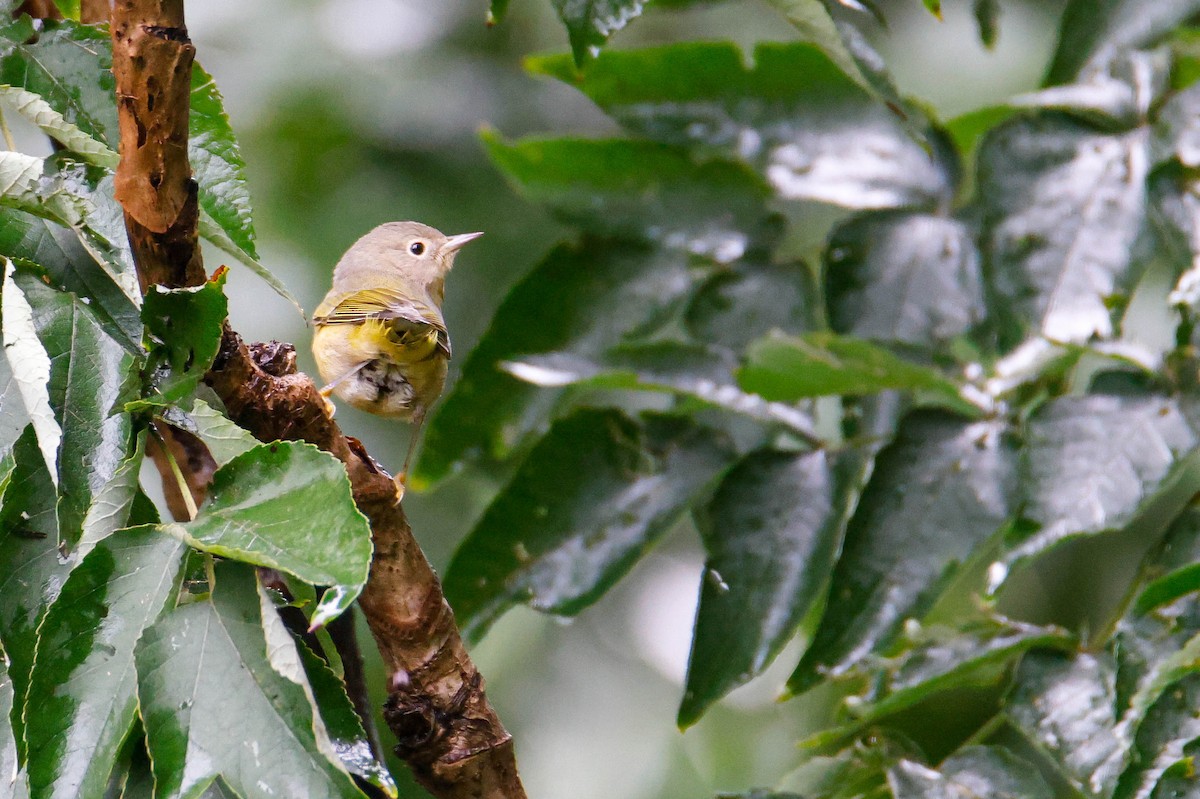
left=442, top=231, right=484, bottom=253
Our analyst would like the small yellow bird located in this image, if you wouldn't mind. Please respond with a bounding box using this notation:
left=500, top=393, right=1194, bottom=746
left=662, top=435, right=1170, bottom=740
left=312, top=221, right=482, bottom=493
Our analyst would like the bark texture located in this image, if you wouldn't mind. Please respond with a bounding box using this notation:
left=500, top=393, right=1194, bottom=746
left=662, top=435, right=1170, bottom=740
left=108, top=2, right=527, bottom=796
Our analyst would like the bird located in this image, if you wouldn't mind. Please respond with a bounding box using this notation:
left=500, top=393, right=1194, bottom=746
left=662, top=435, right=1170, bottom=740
left=311, top=221, right=482, bottom=496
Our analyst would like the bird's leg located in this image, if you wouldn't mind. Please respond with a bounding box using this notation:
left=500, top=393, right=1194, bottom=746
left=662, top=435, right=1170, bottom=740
left=317, top=362, right=369, bottom=417
left=394, top=407, right=426, bottom=502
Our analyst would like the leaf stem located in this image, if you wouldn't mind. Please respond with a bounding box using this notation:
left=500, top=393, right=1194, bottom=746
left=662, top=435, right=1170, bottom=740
left=0, top=107, right=16, bottom=152
left=152, top=424, right=199, bottom=520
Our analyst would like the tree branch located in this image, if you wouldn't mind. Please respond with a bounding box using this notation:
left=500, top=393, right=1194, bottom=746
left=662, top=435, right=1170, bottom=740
left=108, top=1, right=526, bottom=795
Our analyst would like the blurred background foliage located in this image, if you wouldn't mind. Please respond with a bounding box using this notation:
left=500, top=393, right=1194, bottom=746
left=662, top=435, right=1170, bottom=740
left=187, top=2, right=1065, bottom=796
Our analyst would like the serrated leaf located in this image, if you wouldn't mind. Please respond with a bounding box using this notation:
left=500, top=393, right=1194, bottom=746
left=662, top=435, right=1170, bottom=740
left=678, top=448, right=867, bottom=727
left=162, top=441, right=372, bottom=627
left=138, top=271, right=228, bottom=408
left=977, top=113, right=1149, bottom=344
left=1006, top=651, right=1126, bottom=797
left=1047, top=0, right=1200, bottom=86
left=76, top=432, right=143, bottom=557
left=997, top=394, right=1200, bottom=581
left=789, top=413, right=1016, bottom=695
left=0, top=656, right=17, bottom=799
left=0, top=85, right=118, bottom=169
left=0, top=16, right=118, bottom=146
left=136, top=563, right=365, bottom=799
left=295, top=642, right=397, bottom=797
left=529, top=42, right=954, bottom=209
left=1, top=260, right=60, bottom=483
left=0, top=429, right=72, bottom=757
left=190, top=64, right=257, bottom=259
left=159, top=399, right=257, bottom=468
left=24, top=529, right=185, bottom=799
left=888, top=746, right=1054, bottom=799
left=503, top=343, right=817, bottom=438
left=0, top=347, right=25, bottom=460
left=444, top=409, right=732, bottom=641
left=417, top=242, right=694, bottom=487
left=483, top=131, right=776, bottom=262
left=1012, top=50, right=1169, bottom=128
left=551, top=0, right=647, bottom=65
left=738, top=332, right=977, bottom=414
left=16, top=271, right=138, bottom=550
left=826, top=212, right=985, bottom=354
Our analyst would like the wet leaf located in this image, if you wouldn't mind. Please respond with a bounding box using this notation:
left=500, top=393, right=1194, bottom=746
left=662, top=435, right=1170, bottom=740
left=15, top=270, right=138, bottom=550
left=0, top=85, right=119, bottom=169
left=825, top=212, right=985, bottom=354
left=1153, top=82, right=1200, bottom=168
left=483, top=131, right=776, bottom=262
left=1047, top=0, right=1200, bottom=85
left=162, top=441, right=372, bottom=627
left=738, top=332, right=976, bottom=414
left=24, top=529, right=185, bottom=799
left=138, top=271, right=228, bottom=408
left=998, top=394, right=1200, bottom=581
left=888, top=746, right=1054, bottom=799
left=977, top=113, right=1149, bottom=344
left=0, top=429, right=72, bottom=757
left=551, top=0, right=647, bottom=66
left=1011, top=50, right=1169, bottom=129
left=678, top=448, right=868, bottom=727
left=1, top=260, right=60, bottom=483
left=0, top=347, right=24, bottom=462
left=529, top=42, right=954, bottom=209
left=1006, top=651, right=1126, bottom=797
left=0, top=16, right=118, bottom=145
left=136, top=563, right=365, bottom=799
left=295, top=642, right=397, bottom=797
left=158, top=398, right=257, bottom=468
left=190, top=63, right=257, bottom=259
left=503, top=343, right=817, bottom=438
left=417, top=242, right=695, bottom=487
left=0, top=654, right=15, bottom=799
left=444, top=409, right=732, bottom=641
left=789, top=413, right=1016, bottom=695
left=684, top=257, right=814, bottom=350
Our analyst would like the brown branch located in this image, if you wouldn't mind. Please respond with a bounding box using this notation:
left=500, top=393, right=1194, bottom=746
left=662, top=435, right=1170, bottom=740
left=109, top=1, right=526, bottom=796
left=81, top=0, right=109, bottom=24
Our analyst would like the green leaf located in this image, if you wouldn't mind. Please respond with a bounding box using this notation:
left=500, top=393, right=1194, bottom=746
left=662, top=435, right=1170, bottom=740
left=920, top=0, right=942, bottom=19
left=24, top=529, right=185, bottom=799
left=738, top=332, right=976, bottom=414
left=551, top=0, right=647, bottom=65
left=1, top=260, right=61, bottom=484
left=974, top=0, right=1000, bottom=48
left=529, top=42, right=954, bottom=209
left=136, top=562, right=365, bottom=799
left=163, top=441, right=372, bottom=627
left=1012, top=50, right=1170, bottom=128
left=76, top=432, right=144, bottom=557
left=190, top=64, right=257, bottom=259
left=0, top=429, right=72, bottom=758
left=1153, top=82, right=1200, bottom=168
left=997, top=394, right=1200, bottom=582
left=888, top=746, right=1054, bottom=799
left=138, top=271, right=228, bottom=408
left=860, top=619, right=1073, bottom=723
left=1006, top=651, right=1126, bottom=797
left=0, top=332, right=30, bottom=461
left=825, top=212, right=985, bottom=354
left=159, top=399, right=257, bottom=468
left=0, top=209, right=141, bottom=347
left=789, top=413, right=1016, bottom=695
left=977, top=113, right=1149, bottom=344
left=1135, top=508, right=1200, bottom=613
left=1047, top=0, right=1200, bottom=85
left=0, top=16, right=118, bottom=146
left=502, top=343, right=818, bottom=438
left=0, top=85, right=119, bottom=169
left=294, top=642, right=397, bottom=797
left=0, top=655, right=17, bottom=799
left=684, top=257, right=814, bottom=351
left=444, top=409, right=732, bottom=641
left=16, top=270, right=138, bottom=550
left=759, top=1, right=926, bottom=145
left=417, top=242, right=695, bottom=487
left=483, top=131, right=776, bottom=262
left=678, top=448, right=868, bottom=727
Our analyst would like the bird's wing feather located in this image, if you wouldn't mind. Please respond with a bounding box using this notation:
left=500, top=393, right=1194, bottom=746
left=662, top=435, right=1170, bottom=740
left=314, top=287, right=451, bottom=358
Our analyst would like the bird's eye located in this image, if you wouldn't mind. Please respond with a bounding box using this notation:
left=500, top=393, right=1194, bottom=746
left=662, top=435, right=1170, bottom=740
left=409, top=241, right=426, bottom=256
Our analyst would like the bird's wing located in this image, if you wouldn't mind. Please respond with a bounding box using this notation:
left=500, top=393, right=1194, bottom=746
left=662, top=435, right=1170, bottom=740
left=313, top=287, right=451, bottom=358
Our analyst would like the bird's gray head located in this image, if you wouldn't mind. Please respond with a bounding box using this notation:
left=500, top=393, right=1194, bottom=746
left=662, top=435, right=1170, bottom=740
left=332, top=220, right=483, bottom=300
